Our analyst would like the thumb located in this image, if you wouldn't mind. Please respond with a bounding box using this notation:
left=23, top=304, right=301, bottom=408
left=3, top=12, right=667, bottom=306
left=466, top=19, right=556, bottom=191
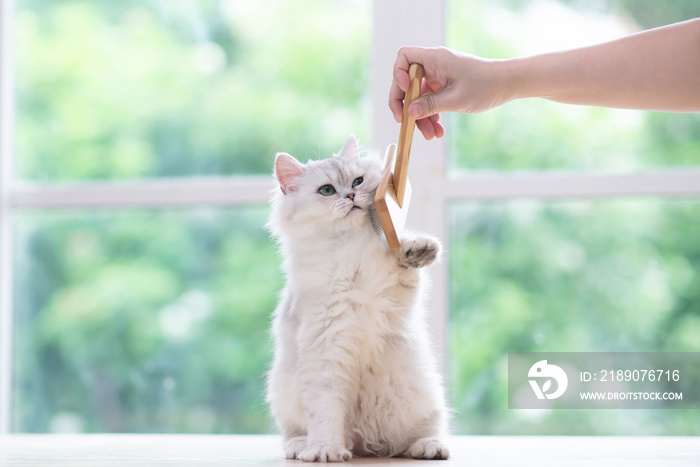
left=407, top=88, right=455, bottom=120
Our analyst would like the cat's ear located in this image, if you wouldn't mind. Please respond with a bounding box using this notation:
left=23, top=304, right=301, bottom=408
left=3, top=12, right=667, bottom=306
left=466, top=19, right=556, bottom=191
left=274, top=153, right=303, bottom=195
left=338, top=133, right=359, bottom=161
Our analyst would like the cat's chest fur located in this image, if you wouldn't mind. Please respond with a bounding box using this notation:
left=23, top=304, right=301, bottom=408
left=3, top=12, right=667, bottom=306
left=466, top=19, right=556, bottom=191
left=285, top=226, right=416, bottom=340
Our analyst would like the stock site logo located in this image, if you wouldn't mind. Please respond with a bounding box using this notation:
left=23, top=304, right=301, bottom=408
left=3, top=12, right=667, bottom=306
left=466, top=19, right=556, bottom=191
left=528, top=360, right=568, bottom=400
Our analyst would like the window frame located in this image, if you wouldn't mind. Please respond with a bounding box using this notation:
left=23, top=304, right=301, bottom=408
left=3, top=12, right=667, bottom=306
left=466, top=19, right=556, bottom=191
left=0, top=0, right=16, bottom=436
left=1, top=0, right=700, bottom=434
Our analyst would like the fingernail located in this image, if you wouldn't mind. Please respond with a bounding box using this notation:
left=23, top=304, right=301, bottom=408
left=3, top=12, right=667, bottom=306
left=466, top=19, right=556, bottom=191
left=409, top=103, right=423, bottom=119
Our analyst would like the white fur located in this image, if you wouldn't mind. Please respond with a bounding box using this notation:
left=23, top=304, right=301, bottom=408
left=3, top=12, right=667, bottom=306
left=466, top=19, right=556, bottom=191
left=266, top=135, right=449, bottom=462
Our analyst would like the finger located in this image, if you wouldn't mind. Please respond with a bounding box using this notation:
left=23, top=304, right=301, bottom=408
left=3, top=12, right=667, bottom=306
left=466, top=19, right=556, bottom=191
left=416, top=118, right=436, bottom=140
left=389, top=80, right=409, bottom=122
left=427, top=114, right=445, bottom=139
left=408, top=80, right=440, bottom=120
left=388, top=56, right=411, bottom=123
left=388, top=95, right=405, bottom=123
left=394, top=46, right=433, bottom=77
left=390, top=47, right=433, bottom=123
left=408, top=85, right=459, bottom=120
left=393, top=47, right=426, bottom=91
left=392, top=55, right=411, bottom=94
left=412, top=72, right=445, bottom=139
left=420, top=78, right=442, bottom=96
left=432, top=118, right=445, bottom=139
left=415, top=114, right=446, bottom=140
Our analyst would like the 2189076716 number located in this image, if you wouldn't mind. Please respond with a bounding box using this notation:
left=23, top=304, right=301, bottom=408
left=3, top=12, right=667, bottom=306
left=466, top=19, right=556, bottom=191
left=600, top=369, right=680, bottom=382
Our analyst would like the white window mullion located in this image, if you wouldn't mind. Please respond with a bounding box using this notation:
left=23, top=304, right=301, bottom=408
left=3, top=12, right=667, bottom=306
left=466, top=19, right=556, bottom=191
left=371, top=0, right=448, bottom=376
left=11, top=177, right=275, bottom=209
left=0, top=0, right=16, bottom=436
left=15, top=169, right=699, bottom=211
left=446, top=169, right=700, bottom=200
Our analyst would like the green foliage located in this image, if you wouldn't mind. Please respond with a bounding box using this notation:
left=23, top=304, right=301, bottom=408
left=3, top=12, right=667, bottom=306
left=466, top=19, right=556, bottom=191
left=16, top=0, right=370, bottom=180
left=449, top=199, right=700, bottom=434
left=445, top=2, right=700, bottom=433
left=13, top=0, right=700, bottom=436
left=15, top=0, right=371, bottom=433
left=445, top=0, right=700, bottom=434
left=15, top=207, right=281, bottom=433
left=446, top=0, right=700, bottom=172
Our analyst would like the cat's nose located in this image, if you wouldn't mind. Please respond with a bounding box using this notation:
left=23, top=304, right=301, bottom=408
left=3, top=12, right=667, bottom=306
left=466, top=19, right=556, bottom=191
left=347, top=193, right=355, bottom=201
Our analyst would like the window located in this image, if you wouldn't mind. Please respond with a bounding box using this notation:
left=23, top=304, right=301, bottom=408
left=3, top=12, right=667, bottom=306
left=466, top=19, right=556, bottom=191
left=13, top=207, right=279, bottom=433
left=450, top=198, right=700, bottom=434
left=2, top=0, right=371, bottom=433
left=1, top=0, right=699, bottom=436
left=445, top=0, right=700, bottom=435
left=446, top=0, right=700, bottom=172
left=15, top=0, right=371, bottom=181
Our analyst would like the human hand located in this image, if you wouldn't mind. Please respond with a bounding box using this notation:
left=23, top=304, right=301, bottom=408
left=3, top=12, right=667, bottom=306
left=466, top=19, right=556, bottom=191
left=389, top=47, right=515, bottom=139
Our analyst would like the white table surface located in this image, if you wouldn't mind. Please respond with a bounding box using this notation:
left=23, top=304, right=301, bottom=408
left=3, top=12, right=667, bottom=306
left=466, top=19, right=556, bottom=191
left=0, top=434, right=698, bottom=466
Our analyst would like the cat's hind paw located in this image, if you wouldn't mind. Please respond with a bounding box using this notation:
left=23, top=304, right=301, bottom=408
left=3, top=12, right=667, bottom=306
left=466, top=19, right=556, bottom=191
left=284, top=436, right=307, bottom=459
left=398, top=236, right=441, bottom=269
left=405, top=437, right=450, bottom=460
left=299, top=443, right=352, bottom=462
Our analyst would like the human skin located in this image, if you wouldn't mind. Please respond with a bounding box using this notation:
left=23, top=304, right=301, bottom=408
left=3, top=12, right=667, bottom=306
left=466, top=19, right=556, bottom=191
left=389, top=18, right=700, bottom=140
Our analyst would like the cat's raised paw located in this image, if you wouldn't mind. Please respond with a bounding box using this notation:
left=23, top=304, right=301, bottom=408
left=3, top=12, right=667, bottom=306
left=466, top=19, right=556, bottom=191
left=299, top=443, right=352, bottom=462
left=405, top=437, right=449, bottom=460
left=284, top=436, right=308, bottom=459
left=398, top=236, right=441, bottom=269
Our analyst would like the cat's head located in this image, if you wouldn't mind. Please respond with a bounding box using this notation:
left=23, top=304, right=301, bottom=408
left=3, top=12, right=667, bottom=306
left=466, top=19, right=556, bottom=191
left=269, top=134, right=382, bottom=239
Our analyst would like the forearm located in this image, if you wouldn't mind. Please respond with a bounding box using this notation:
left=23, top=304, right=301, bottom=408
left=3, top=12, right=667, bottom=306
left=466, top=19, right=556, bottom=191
left=509, top=18, right=700, bottom=112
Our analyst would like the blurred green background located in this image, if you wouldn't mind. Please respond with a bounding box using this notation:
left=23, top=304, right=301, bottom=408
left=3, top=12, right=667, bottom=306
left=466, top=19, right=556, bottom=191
left=11, top=0, right=700, bottom=434
left=15, top=207, right=279, bottom=433
left=16, top=0, right=370, bottom=180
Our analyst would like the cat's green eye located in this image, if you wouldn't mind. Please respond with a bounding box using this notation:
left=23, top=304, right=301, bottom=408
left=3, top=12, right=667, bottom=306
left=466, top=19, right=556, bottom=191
left=318, top=184, right=336, bottom=196
left=352, top=177, right=364, bottom=188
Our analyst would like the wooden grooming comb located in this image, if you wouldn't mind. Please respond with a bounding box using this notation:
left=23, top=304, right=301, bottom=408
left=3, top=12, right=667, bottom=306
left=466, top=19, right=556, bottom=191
left=374, top=63, right=424, bottom=250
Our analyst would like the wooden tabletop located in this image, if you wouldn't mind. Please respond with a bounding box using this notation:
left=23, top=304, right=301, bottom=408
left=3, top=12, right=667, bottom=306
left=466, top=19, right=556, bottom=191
left=0, top=434, right=698, bottom=466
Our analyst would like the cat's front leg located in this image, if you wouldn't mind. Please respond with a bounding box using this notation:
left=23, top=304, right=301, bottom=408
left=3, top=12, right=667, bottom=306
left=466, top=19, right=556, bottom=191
left=298, top=384, right=353, bottom=462
left=299, top=442, right=352, bottom=463
left=296, top=314, right=356, bottom=462
left=284, top=436, right=308, bottom=459
left=285, top=434, right=351, bottom=462
left=397, top=235, right=441, bottom=269
left=405, top=437, right=450, bottom=460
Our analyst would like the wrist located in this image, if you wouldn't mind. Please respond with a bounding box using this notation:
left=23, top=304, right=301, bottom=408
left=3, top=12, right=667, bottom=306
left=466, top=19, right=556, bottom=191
left=505, top=54, right=562, bottom=102
left=492, top=58, right=525, bottom=105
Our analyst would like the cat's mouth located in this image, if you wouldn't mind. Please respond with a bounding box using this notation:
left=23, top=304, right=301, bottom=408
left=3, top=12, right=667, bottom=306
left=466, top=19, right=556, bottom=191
left=344, top=205, right=362, bottom=217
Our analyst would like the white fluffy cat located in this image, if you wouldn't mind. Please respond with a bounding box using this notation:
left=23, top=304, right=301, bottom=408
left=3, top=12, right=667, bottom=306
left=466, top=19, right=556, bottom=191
left=266, top=134, right=449, bottom=462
